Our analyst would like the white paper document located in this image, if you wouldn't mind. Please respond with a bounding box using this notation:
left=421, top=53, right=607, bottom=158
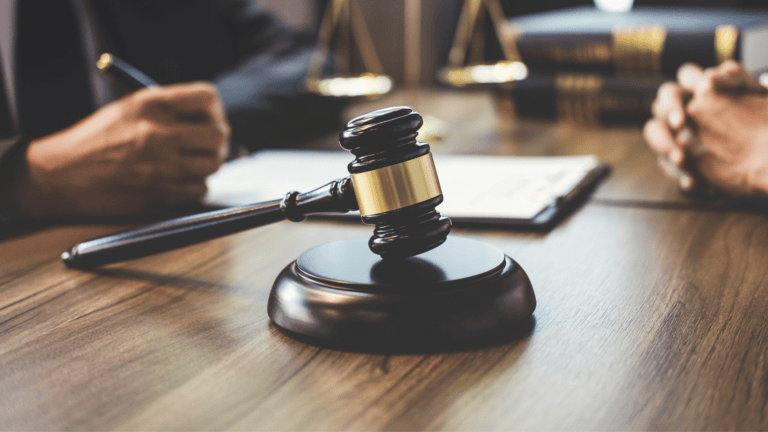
left=205, top=150, right=602, bottom=222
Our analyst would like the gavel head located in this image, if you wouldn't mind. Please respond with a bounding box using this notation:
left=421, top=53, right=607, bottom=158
left=339, top=106, right=452, bottom=259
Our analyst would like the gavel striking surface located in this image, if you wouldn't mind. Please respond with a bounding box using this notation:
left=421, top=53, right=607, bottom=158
left=268, top=236, right=535, bottom=348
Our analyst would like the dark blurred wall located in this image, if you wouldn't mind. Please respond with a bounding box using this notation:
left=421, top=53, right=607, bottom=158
left=259, top=0, right=316, bottom=30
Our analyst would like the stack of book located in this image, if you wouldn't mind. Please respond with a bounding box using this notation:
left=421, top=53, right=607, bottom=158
left=497, top=6, right=768, bottom=125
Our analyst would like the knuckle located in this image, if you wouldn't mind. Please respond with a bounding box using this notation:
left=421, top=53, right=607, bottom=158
left=193, top=81, right=220, bottom=102
left=677, top=63, right=693, bottom=79
left=198, top=81, right=219, bottom=95
left=187, top=160, right=214, bottom=177
left=218, top=121, right=232, bottom=139
left=721, top=59, right=741, bottom=71
left=643, top=120, right=669, bottom=153
left=185, top=182, right=208, bottom=200
left=130, top=88, right=157, bottom=111
left=686, top=99, right=704, bottom=116
left=697, top=79, right=716, bottom=95
left=642, top=119, right=657, bottom=141
left=657, top=81, right=675, bottom=99
left=195, top=183, right=208, bottom=197
left=698, top=72, right=717, bottom=94
left=210, top=122, right=225, bottom=139
left=678, top=62, right=700, bottom=74
left=658, top=81, right=676, bottom=94
left=206, top=159, right=223, bottom=175
left=134, top=119, right=158, bottom=150
left=703, top=68, right=718, bottom=80
left=657, top=82, right=686, bottom=108
left=202, top=124, right=229, bottom=149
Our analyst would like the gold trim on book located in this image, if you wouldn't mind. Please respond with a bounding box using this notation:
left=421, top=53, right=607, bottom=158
left=555, top=73, right=604, bottom=125
left=715, top=24, right=739, bottom=64
left=612, top=26, right=667, bottom=74
left=539, top=43, right=612, bottom=66
left=351, top=154, right=442, bottom=216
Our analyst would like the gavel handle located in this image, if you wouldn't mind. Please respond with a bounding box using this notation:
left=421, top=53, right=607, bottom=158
left=62, top=178, right=358, bottom=269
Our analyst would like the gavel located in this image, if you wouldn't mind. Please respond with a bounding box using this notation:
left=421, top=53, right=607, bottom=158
left=62, top=105, right=536, bottom=348
left=62, top=107, right=453, bottom=269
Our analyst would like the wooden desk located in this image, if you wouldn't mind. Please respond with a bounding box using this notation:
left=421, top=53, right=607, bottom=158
left=2, top=91, right=767, bottom=430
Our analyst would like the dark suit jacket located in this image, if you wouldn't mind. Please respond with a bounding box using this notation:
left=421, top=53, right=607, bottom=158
left=0, top=0, right=343, bottom=218
left=89, top=0, right=344, bottom=152
left=1, top=0, right=344, bottom=159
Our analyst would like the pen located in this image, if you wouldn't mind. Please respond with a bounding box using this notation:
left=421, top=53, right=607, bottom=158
left=96, top=53, right=158, bottom=89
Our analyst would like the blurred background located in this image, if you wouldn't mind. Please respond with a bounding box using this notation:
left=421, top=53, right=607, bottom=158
left=258, top=0, right=768, bottom=127
left=260, top=0, right=768, bottom=83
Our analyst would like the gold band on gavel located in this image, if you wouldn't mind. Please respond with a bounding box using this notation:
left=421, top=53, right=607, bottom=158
left=351, top=154, right=442, bottom=216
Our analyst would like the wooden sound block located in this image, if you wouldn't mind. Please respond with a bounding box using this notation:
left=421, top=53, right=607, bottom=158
left=268, top=236, right=535, bottom=350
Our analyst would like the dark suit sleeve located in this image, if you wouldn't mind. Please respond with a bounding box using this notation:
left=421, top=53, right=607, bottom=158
left=0, top=134, right=31, bottom=218
left=210, top=1, right=346, bottom=153
left=94, top=0, right=345, bottom=152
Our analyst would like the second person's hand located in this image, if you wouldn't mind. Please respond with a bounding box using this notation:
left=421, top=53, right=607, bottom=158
left=644, top=61, right=768, bottom=198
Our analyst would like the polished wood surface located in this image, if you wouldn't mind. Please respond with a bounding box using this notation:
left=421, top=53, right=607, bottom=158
left=2, top=91, right=768, bottom=430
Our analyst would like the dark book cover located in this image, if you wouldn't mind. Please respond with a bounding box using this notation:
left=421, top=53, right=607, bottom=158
left=495, top=72, right=664, bottom=125
left=510, top=6, right=768, bottom=76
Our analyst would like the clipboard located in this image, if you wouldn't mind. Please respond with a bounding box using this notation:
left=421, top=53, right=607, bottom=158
left=204, top=150, right=609, bottom=230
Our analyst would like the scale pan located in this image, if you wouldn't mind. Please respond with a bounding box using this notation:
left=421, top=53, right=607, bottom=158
left=307, top=73, right=393, bottom=98
left=438, top=60, right=528, bottom=88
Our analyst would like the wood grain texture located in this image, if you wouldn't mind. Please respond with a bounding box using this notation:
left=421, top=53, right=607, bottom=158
left=2, top=208, right=767, bottom=430
left=2, top=91, right=767, bottom=430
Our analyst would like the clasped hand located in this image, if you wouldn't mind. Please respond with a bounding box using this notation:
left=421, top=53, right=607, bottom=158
left=12, top=82, right=230, bottom=217
left=644, top=60, right=768, bottom=199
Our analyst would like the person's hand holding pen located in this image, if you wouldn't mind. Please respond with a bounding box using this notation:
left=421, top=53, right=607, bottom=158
left=9, top=54, right=230, bottom=217
left=644, top=60, right=768, bottom=199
